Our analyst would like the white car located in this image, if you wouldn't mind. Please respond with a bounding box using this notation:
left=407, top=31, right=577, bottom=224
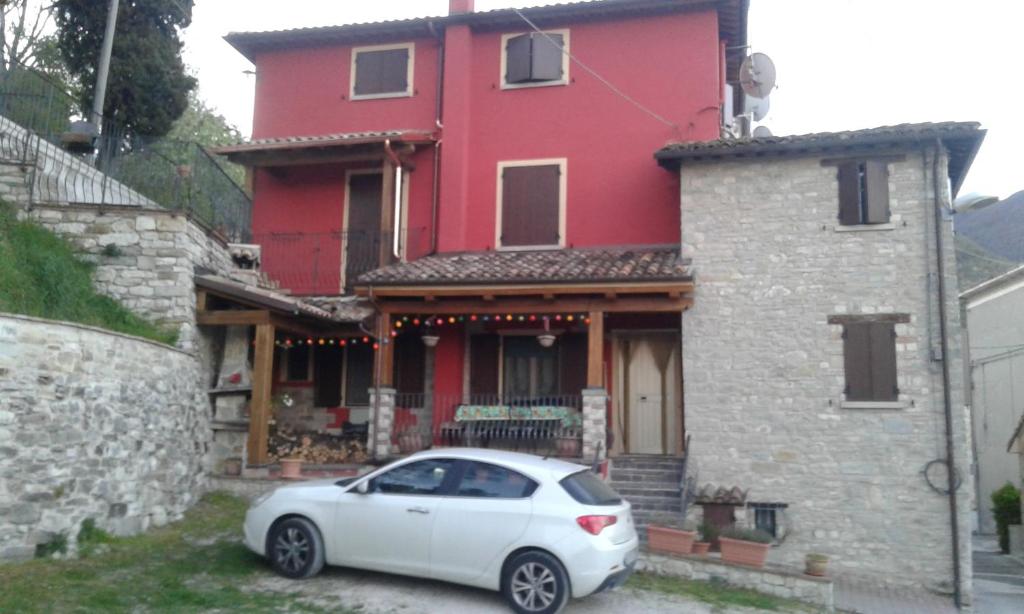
left=243, top=448, right=639, bottom=614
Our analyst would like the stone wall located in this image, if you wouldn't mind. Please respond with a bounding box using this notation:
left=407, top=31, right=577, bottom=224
left=678, top=147, right=972, bottom=598
left=24, top=204, right=236, bottom=352
left=0, top=314, right=211, bottom=561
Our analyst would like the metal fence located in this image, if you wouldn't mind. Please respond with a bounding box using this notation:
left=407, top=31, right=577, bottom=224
left=0, top=63, right=252, bottom=242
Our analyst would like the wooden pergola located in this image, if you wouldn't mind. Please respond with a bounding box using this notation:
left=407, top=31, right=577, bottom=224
left=196, top=276, right=365, bottom=465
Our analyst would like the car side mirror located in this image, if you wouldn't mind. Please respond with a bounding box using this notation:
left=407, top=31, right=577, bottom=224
left=356, top=480, right=370, bottom=495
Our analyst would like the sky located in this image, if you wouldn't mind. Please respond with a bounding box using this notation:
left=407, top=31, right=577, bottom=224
left=181, top=0, right=1022, bottom=198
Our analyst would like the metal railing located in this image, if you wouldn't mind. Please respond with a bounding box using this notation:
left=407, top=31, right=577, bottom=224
left=0, top=63, right=252, bottom=242
left=254, top=226, right=431, bottom=295
left=392, top=393, right=584, bottom=457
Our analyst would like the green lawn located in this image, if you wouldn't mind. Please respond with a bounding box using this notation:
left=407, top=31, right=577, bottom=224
left=0, top=493, right=325, bottom=614
left=628, top=571, right=819, bottom=612
left=0, top=202, right=177, bottom=345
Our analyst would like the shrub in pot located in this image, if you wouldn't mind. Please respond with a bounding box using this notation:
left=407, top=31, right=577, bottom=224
left=718, top=526, right=773, bottom=568
left=805, top=553, right=828, bottom=576
left=647, top=518, right=697, bottom=555
left=692, top=522, right=717, bottom=555
left=991, top=482, right=1022, bottom=554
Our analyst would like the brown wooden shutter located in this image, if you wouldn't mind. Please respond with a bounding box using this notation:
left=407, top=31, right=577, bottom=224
left=501, top=164, right=560, bottom=247
left=354, top=48, right=409, bottom=96
left=344, top=344, right=373, bottom=406
left=837, top=161, right=862, bottom=226
left=864, top=160, right=890, bottom=224
left=531, top=32, right=563, bottom=81
left=869, top=322, right=898, bottom=401
left=842, top=322, right=873, bottom=401
left=505, top=34, right=532, bottom=83
left=345, top=173, right=383, bottom=291
left=559, top=333, right=587, bottom=395
left=314, top=345, right=343, bottom=407
left=393, top=335, right=426, bottom=395
left=469, top=334, right=500, bottom=396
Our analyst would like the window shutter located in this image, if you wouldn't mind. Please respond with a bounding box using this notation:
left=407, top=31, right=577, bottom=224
left=501, top=164, right=561, bottom=246
left=530, top=32, right=564, bottom=81
left=393, top=335, right=426, bottom=396
left=559, top=332, right=588, bottom=395
left=314, top=345, right=343, bottom=407
left=469, top=334, right=501, bottom=396
left=842, top=322, right=873, bottom=401
left=837, top=162, right=861, bottom=225
left=869, top=322, right=898, bottom=401
left=864, top=160, right=890, bottom=224
left=353, top=48, right=409, bottom=96
left=505, top=34, right=532, bottom=83
left=344, top=343, right=374, bottom=406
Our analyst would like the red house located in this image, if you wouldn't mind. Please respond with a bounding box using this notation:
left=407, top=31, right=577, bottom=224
left=219, top=0, right=748, bottom=465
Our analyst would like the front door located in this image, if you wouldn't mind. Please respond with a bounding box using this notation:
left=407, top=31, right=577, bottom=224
left=622, top=334, right=681, bottom=455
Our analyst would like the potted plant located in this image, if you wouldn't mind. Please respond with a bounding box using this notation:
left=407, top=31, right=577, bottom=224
left=805, top=553, right=829, bottom=576
left=692, top=522, right=717, bottom=555
left=718, top=526, right=773, bottom=567
left=647, top=517, right=697, bottom=555
left=280, top=457, right=303, bottom=479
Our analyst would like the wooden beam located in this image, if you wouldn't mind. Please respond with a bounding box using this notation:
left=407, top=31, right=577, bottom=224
left=375, top=296, right=693, bottom=315
left=197, top=310, right=271, bottom=326
left=587, top=311, right=604, bottom=388
left=357, top=281, right=694, bottom=299
left=376, top=313, right=395, bottom=387
left=248, top=323, right=275, bottom=466
left=196, top=290, right=209, bottom=313
left=230, top=147, right=385, bottom=168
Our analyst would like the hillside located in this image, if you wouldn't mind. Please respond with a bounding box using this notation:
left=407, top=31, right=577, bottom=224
left=0, top=203, right=176, bottom=345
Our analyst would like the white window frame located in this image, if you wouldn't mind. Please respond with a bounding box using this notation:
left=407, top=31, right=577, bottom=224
left=349, top=42, right=415, bottom=101
left=494, top=158, right=567, bottom=251
left=499, top=29, right=570, bottom=90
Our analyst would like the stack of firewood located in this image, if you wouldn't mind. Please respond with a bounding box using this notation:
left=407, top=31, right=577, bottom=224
left=267, top=424, right=368, bottom=464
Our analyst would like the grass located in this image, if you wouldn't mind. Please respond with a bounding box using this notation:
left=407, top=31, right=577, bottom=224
left=0, top=492, right=328, bottom=613
left=628, top=571, right=819, bottom=612
left=0, top=202, right=177, bottom=345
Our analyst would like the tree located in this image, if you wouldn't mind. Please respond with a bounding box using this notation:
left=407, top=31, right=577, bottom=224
left=164, top=90, right=246, bottom=187
left=52, top=0, right=196, bottom=137
left=0, top=0, right=55, bottom=72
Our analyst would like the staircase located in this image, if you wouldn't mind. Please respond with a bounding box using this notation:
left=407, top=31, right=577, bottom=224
left=608, top=455, right=686, bottom=531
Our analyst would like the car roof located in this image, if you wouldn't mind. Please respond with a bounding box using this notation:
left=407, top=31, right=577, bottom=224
left=405, top=448, right=587, bottom=479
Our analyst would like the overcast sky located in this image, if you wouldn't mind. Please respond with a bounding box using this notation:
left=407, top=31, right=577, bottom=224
left=181, top=0, right=1021, bottom=198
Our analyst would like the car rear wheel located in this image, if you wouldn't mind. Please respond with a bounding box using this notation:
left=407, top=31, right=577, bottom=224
left=502, top=551, right=570, bottom=614
left=268, top=517, right=325, bottom=579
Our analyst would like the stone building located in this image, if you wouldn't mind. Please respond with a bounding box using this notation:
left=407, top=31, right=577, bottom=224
left=655, top=122, right=984, bottom=603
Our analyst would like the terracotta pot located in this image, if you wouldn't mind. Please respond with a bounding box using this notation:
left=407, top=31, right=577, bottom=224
left=692, top=541, right=711, bottom=555
left=280, top=458, right=303, bottom=479
left=805, top=554, right=829, bottom=577
left=223, top=457, right=242, bottom=476
left=647, top=525, right=696, bottom=555
left=719, top=536, right=770, bottom=568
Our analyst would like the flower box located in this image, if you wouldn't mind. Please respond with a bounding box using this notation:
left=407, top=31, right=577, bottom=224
left=647, top=525, right=696, bottom=555
left=719, top=536, right=770, bottom=567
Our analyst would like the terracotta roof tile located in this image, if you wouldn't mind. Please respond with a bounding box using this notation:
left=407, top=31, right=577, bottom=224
left=214, top=130, right=435, bottom=155
left=357, top=246, right=692, bottom=286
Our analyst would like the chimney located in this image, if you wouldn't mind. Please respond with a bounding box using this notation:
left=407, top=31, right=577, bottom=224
left=449, top=0, right=474, bottom=14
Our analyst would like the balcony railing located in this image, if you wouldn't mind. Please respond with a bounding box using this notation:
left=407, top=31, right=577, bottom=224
left=254, top=226, right=430, bottom=295
left=392, top=393, right=584, bottom=457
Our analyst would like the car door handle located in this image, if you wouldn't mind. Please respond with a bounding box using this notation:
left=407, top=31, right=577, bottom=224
left=406, top=506, right=430, bottom=514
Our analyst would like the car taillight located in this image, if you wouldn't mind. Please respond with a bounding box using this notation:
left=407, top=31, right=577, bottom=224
left=576, top=515, right=617, bottom=535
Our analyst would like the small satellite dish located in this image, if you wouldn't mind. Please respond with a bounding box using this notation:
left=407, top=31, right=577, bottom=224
left=952, top=192, right=1000, bottom=213
left=743, top=95, right=770, bottom=122
left=739, top=52, right=777, bottom=98
left=752, top=125, right=773, bottom=138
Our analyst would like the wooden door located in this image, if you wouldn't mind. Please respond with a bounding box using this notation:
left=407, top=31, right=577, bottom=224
left=345, top=173, right=383, bottom=291
left=624, top=334, right=681, bottom=455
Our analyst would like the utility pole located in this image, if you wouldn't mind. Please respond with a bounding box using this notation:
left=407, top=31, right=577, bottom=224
left=91, top=0, right=120, bottom=128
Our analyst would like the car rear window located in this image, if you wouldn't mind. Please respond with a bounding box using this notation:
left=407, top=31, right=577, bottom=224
left=560, top=470, right=622, bottom=505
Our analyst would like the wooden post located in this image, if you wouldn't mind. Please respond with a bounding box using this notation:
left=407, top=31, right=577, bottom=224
left=377, top=312, right=395, bottom=387
left=587, top=311, right=604, bottom=388
left=248, top=323, right=275, bottom=466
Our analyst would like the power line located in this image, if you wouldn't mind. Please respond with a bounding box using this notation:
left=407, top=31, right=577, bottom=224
left=512, top=8, right=683, bottom=139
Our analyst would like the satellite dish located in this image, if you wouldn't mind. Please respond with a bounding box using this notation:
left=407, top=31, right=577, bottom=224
left=752, top=125, right=773, bottom=138
left=739, top=52, right=777, bottom=98
left=743, top=95, right=770, bottom=122
left=952, top=192, right=1000, bottom=213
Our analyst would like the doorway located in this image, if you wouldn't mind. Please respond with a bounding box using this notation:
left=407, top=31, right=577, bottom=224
left=614, top=332, right=682, bottom=455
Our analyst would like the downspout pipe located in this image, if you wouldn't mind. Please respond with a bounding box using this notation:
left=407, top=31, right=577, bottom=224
left=428, top=19, right=445, bottom=256
left=931, top=139, right=963, bottom=608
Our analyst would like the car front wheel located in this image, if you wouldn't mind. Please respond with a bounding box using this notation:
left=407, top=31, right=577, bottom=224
left=502, top=551, right=570, bottom=614
left=268, top=517, right=325, bottom=579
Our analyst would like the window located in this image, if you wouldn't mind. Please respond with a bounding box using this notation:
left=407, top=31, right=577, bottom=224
left=455, top=462, right=539, bottom=498
left=837, top=159, right=890, bottom=225
left=749, top=502, right=787, bottom=539
left=841, top=321, right=898, bottom=402
left=560, top=470, right=622, bottom=506
left=502, top=30, right=568, bottom=88
left=351, top=43, right=413, bottom=100
left=284, top=346, right=311, bottom=382
left=503, top=336, right=558, bottom=397
left=370, top=458, right=456, bottom=495
left=497, top=160, right=566, bottom=248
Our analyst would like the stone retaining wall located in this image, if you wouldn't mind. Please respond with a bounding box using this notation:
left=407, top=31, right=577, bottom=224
left=0, top=314, right=212, bottom=561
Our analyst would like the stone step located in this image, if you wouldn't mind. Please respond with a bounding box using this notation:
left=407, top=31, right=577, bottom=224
left=608, top=469, right=683, bottom=483
left=613, top=484, right=682, bottom=499
left=611, top=456, right=686, bottom=471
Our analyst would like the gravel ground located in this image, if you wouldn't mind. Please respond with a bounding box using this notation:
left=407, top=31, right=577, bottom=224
left=245, top=566, right=769, bottom=614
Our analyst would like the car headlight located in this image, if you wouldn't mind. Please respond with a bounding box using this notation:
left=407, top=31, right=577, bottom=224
left=251, top=489, right=275, bottom=508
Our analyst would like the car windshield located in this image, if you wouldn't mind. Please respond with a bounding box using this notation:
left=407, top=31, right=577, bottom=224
left=559, top=470, right=622, bottom=505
